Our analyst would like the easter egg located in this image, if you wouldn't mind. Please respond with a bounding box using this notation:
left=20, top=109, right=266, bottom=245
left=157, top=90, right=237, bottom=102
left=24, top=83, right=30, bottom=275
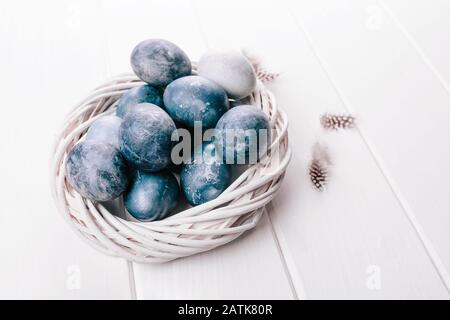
left=116, top=84, right=163, bottom=118
left=65, top=141, right=129, bottom=202
left=124, top=170, right=179, bottom=221
left=85, top=115, right=122, bottom=148
left=119, top=103, right=177, bottom=172
left=215, top=105, right=271, bottom=165
left=163, top=75, right=229, bottom=128
left=180, top=142, right=231, bottom=206
left=198, top=49, right=256, bottom=99
left=130, top=39, right=191, bottom=87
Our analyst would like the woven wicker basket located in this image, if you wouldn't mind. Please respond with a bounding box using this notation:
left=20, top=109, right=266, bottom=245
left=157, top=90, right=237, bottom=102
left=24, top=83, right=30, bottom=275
left=50, top=66, right=291, bottom=263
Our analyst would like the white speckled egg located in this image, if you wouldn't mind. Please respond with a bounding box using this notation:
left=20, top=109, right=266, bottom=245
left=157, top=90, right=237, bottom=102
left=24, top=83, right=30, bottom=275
left=197, top=49, right=256, bottom=99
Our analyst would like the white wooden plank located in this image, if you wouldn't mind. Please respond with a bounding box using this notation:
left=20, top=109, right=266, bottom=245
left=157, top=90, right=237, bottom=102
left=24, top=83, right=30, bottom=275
left=100, top=0, right=294, bottom=300
left=0, top=0, right=131, bottom=299
left=194, top=0, right=450, bottom=298
left=134, top=213, right=293, bottom=299
left=289, top=0, right=450, bottom=295
left=381, top=0, right=450, bottom=94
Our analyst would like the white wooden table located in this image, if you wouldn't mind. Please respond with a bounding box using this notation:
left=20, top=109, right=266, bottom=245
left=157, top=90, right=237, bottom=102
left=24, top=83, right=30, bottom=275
left=0, top=0, right=449, bottom=299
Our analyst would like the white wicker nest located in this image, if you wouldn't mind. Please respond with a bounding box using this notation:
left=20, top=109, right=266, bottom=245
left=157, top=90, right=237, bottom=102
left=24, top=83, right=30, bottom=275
left=50, top=66, right=291, bottom=263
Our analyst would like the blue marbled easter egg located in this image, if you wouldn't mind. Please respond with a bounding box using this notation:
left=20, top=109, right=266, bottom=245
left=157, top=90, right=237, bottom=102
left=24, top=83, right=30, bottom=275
left=124, top=170, right=179, bottom=221
left=130, top=39, right=192, bottom=87
left=65, top=141, right=129, bottom=202
left=163, top=75, right=229, bottom=128
left=85, top=115, right=122, bottom=148
left=180, top=142, right=231, bottom=206
left=119, top=103, right=177, bottom=172
left=215, top=105, right=271, bottom=165
left=116, top=84, right=163, bottom=118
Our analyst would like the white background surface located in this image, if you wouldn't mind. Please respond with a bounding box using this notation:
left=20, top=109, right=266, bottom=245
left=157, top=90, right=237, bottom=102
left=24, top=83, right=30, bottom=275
left=0, top=0, right=449, bottom=299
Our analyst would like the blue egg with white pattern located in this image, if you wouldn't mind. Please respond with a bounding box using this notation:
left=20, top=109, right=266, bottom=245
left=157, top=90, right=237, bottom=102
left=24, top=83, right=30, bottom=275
left=119, top=103, right=177, bottom=172
left=163, top=75, right=229, bottom=129
left=130, top=39, right=192, bottom=87
left=125, top=170, right=179, bottom=221
left=180, top=142, right=231, bottom=206
left=116, top=84, right=163, bottom=118
left=215, top=105, right=271, bottom=165
left=85, top=115, right=122, bottom=148
left=65, top=141, right=129, bottom=202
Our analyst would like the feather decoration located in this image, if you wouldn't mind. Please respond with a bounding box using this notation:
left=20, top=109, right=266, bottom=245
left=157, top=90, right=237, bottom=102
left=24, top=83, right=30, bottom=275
left=242, top=49, right=280, bottom=83
left=309, top=143, right=332, bottom=191
left=320, top=113, right=355, bottom=130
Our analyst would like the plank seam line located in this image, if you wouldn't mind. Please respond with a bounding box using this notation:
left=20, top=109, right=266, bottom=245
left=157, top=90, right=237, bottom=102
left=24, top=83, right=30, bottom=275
left=266, top=205, right=306, bottom=300
left=288, top=8, right=450, bottom=295
left=378, top=0, right=450, bottom=99
left=127, top=260, right=137, bottom=300
left=190, top=0, right=210, bottom=49
left=98, top=0, right=136, bottom=300
left=191, top=0, right=303, bottom=299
